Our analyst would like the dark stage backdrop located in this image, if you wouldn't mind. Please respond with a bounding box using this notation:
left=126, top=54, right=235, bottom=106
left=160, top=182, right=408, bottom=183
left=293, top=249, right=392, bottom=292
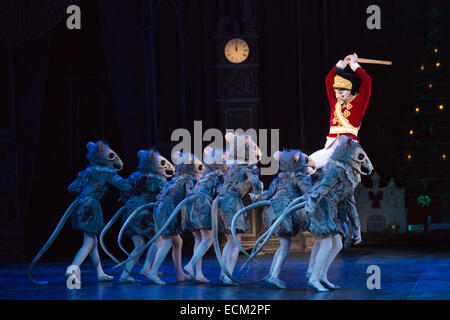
left=0, top=0, right=443, bottom=260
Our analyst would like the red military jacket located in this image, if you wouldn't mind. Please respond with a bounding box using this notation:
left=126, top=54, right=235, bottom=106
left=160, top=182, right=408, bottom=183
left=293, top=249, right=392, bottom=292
left=325, top=63, right=372, bottom=141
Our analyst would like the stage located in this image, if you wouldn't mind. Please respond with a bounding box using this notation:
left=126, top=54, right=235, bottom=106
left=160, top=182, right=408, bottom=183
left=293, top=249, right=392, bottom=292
left=1, top=246, right=449, bottom=300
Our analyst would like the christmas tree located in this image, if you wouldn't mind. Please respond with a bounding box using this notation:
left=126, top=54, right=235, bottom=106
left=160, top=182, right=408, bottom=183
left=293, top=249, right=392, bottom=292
left=403, top=6, right=450, bottom=223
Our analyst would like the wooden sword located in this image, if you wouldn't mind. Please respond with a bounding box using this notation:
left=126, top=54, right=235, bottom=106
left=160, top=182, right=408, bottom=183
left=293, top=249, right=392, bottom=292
left=357, top=58, right=392, bottom=66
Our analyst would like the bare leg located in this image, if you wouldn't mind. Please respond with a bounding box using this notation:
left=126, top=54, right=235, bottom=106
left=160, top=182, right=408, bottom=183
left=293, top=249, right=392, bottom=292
left=266, top=237, right=291, bottom=289
left=269, top=249, right=280, bottom=275
left=120, top=235, right=144, bottom=283
left=222, top=234, right=241, bottom=285
left=141, top=237, right=164, bottom=277
left=141, top=242, right=158, bottom=274
left=184, top=231, right=201, bottom=279
left=89, top=234, right=113, bottom=281
left=306, top=240, right=319, bottom=279
left=319, top=234, right=343, bottom=289
left=192, top=230, right=213, bottom=282
left=70, top=232, right=95, bottom=269
left=307, top=236, right=332, bottom=292
left=172, top=234, right=191, bottom=281
left=144, top=236, right=173, bottom=284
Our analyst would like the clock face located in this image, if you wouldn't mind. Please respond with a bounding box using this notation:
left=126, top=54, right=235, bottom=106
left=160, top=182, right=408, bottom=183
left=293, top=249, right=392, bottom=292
left=224, top=38, right=249, bottom=64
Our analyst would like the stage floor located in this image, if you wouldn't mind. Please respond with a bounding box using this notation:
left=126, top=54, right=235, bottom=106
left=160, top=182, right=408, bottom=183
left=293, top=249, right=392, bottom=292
left=1, top=246, right=449, bottom=300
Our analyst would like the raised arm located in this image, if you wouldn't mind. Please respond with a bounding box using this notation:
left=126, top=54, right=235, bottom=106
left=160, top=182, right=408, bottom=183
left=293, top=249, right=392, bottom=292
left=326, top=60, right=348, bottom=105
left=348, top=53, right=372, bottom=113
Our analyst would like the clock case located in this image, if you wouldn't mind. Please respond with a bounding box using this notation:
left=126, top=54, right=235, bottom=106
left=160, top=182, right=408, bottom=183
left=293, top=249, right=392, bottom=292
left=215, top=32, right=260, bottom=130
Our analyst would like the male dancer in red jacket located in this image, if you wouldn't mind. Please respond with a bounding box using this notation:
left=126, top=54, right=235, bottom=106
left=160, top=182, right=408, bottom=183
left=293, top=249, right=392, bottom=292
left=306, top=53, right=371, bottom=290
left=310, top=53, right=371, bottom=167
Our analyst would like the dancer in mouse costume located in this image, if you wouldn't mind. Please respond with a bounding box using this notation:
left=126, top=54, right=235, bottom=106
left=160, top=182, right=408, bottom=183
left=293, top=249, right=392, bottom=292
left=211, top=132, right=264, bottom=285
left=28, top=141, right=131, bottom=284
left=100, top=149, right=174, bottom=283
left=121, top=152, right=204, bottom=284
left=182, top=147, right=227, bottom=283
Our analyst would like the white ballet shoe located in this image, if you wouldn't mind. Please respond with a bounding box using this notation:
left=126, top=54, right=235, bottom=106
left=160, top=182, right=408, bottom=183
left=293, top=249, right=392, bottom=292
left=140, top=269, right=163, bottom=277
left=307, top=279, right=329, bottom=292
left=305, top=271, right=311, bottom=280
left=195, top=274, right=210, bottom=283
left=119, top=275, right=140, bottom=283
left=143, top=272, right=166, bottom=285
left=64, top=267, right=82, bottom=285
left=266, top=276, right=286, bottom=289
left=98, top=274, right=114, bottom=282
left=320, top=278, right=340, bottom=290
left=222, top=276, right=238, bottom=286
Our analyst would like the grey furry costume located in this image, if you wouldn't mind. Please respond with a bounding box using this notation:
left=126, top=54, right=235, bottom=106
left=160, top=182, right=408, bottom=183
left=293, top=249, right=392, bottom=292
left=154, top=156, right=198, bottom=236
left=217, top=164, right=263, bottom=234
left=261, top=150, right=313, bottom=237
left=184, top=168, right=224, bottom=231
left=28, top=141, right=130, bottom=284
left=121, top=151, right=167, bottom=238
left=69, top=143, right=131, bottom=235
left=296, top=137, right=372, bottom=240
left=244, top=136, right=373, bottom=262
left=299, top=160, right=360, bottom=239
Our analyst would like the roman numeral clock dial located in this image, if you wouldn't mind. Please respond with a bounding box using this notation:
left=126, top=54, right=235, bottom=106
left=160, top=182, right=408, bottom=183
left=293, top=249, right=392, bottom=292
left=224, top=38, right=249, bottom=64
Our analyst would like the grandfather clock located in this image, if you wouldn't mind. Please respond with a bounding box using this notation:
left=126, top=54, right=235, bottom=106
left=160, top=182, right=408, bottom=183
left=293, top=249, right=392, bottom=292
left=215, top=7, right=260, bottom=130
left=215, top=0, right=264, bottom=250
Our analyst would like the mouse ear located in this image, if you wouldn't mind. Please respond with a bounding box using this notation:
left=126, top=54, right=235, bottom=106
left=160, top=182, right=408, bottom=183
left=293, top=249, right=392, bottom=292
left=273, top=151, right=281, bottom=161
left=294, top=151, right=301, bottom=162
left=98, top=141, right=107, bottom=152
left=137, top=150, right=146, bottom=158
left=86, top=141, right=95, bottom=151
left=345, top=137, right=353, bottom=149
left=225, top=132, right=235, bottom=143
left=337, top=135, right=347, bottom=145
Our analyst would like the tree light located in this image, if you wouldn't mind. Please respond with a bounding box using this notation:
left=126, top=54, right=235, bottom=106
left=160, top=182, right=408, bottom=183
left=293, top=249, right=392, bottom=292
left=407, top=154, right=412, bottom=160
left=439, top=104, right=444, bottom=110
left=443, top=154, right=447, bottom=160
left=415, top=107, right=420, bottom=112
left=436, top=62, right=441, bottom=67
left=409, top=130, right=414, bottom=135
left=434, top=48, right=438, bottom=53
